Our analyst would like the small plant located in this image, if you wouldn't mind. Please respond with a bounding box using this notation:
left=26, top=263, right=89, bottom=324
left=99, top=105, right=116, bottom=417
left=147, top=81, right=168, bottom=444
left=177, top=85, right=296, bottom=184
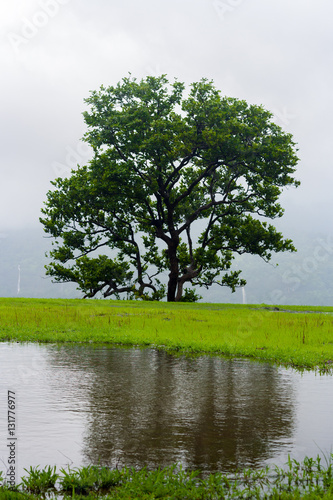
left=178, top=288, right=202, bottom=303
left=96, top=466, right=122, bottom=490
left=59, top=465, right=111, bottom=495
left=21, top=465, right=58, bottom=494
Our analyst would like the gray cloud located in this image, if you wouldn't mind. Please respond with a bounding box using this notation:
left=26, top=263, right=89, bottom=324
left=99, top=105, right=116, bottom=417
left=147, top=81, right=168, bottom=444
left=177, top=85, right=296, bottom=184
left=1, top=0, right=332, bottom=234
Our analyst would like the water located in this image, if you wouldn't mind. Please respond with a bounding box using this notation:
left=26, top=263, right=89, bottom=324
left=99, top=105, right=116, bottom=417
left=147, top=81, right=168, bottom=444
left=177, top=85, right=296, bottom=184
left=0, top=342, right=333, bottom=481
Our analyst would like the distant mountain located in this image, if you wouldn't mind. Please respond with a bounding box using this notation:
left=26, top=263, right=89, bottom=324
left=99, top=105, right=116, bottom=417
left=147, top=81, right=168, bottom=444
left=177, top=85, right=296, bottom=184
left=204, top=231, right=333, bottom=306
left=0, top=227, right=332, bottom=306
left=0, top=227, right=80, bottom=299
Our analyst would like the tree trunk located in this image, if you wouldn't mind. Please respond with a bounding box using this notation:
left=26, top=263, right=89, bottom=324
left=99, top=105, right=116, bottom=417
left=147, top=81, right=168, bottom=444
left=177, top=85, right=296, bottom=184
left=175, top=280, right=184, bottom=302
left=167, top=241, right=179, bottom=302
left=175, top=266, right=200, bottom=302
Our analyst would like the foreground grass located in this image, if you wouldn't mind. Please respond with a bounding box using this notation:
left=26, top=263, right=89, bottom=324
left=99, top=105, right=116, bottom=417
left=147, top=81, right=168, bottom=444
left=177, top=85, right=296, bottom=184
left=1, top=298, right=333, bottom=371
left=1, top=456, right=333, bottom=499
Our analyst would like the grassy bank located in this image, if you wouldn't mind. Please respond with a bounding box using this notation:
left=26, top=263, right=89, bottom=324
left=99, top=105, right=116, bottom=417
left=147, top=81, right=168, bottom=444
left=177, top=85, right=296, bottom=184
left=1, top=298, right=333, bottom=371
left=1, top=456, right=333, bottom=499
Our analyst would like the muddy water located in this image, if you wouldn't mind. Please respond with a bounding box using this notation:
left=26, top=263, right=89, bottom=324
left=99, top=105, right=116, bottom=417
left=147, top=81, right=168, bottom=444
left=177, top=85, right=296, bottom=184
left=0, top=343, right=333, bottom=480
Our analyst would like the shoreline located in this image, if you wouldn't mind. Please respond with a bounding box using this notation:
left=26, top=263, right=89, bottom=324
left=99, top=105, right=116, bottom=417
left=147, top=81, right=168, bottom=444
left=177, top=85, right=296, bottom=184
left=1, top=298, right=333, bottom=371
left=1, top=457, right=333, bottom=499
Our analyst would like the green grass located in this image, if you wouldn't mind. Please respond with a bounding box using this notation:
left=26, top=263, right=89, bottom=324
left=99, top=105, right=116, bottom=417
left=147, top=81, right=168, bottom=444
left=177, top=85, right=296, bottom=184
left=1, top=298, right=333, bottom=371
left=1, top=457, right=333, bottom=498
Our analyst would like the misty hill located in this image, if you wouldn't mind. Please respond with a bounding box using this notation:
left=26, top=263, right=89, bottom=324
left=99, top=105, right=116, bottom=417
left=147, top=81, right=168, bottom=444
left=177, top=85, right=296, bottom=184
left=0, top=228, right=80, bottom=299
left=0, top=227, right=332, bottom=306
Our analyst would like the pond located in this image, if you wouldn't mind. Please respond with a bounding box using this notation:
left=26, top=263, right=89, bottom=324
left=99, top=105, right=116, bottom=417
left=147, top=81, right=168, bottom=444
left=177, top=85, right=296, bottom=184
left=0, top=342, right=333, bottom=481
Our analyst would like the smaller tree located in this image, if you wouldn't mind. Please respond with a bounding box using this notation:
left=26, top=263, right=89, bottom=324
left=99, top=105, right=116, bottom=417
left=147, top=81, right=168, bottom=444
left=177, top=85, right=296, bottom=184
left=40, top=75, right=299, bottom=301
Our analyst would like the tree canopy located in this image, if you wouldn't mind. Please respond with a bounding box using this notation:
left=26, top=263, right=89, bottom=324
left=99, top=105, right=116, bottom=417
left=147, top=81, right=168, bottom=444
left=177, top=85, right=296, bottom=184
left=40, top=75, right=299, bottom=302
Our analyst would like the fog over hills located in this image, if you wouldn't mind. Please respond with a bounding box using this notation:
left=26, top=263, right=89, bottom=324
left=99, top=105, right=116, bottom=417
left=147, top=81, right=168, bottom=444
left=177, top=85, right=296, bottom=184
left=1, top=225, right=332, bottom=306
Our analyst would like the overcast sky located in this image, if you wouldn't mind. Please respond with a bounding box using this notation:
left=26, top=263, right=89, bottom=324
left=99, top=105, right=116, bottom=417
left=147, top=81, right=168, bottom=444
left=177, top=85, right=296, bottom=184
left=1, top=0, right=332, bottom=236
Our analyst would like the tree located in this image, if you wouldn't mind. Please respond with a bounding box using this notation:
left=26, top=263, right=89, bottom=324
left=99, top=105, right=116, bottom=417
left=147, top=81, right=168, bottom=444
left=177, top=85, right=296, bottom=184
left=40, top=75, right=299, bottom=302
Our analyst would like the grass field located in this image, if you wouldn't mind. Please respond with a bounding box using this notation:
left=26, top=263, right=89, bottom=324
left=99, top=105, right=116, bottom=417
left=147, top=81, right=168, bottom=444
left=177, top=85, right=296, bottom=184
left=1, top=298, right=333, bottom=371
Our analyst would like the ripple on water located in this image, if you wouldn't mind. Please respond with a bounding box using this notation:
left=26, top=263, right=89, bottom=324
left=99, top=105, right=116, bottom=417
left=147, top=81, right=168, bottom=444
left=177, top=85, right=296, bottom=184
left=0, top=342, right=332, bottom=479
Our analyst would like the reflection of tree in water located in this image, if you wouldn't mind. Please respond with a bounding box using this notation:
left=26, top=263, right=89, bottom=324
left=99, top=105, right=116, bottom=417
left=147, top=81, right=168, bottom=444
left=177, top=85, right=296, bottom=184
left=48, top=347, right=296, bottom=473
left=189, top=359, right=295, bottom=472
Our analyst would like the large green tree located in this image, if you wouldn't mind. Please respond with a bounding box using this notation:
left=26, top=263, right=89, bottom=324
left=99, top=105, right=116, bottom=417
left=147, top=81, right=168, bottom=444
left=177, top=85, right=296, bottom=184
left=40, top=76, right=299, bottom=302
